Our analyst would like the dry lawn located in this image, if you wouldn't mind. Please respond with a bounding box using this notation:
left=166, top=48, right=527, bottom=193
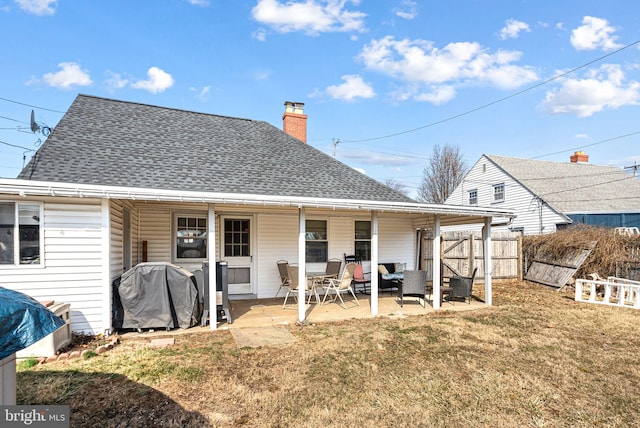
left=17, top=281, right=640, bottom=427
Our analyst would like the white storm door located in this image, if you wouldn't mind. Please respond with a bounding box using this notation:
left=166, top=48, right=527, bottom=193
left=221, top=217, right=253, bottom=295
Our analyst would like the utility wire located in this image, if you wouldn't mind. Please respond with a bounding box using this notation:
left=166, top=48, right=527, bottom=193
left=0, top=115, right=27, bottom=124
left=341, top=40, right=640, bottom=143
left=0, top=139, right=35, bottom=152
left=530, top=131, right=640, bottom=159
left=0, top=96, right=66, bottom=114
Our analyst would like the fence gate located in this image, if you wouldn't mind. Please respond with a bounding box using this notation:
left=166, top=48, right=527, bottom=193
left=422, top=231, right=522, bottom=282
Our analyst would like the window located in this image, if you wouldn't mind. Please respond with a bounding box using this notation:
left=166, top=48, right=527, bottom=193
left=468, top=189, right=478, bottom=205
left=354, top=220, right=371, bottom=261
left=224, top=219, right=249, bottom=257
left=0, top=202, right=42, bottom=265
left=493, top=183, right=505, bottom=202
left=176, top=215, right=207, bottom=259
left=305, top=219, right=327, bottom=263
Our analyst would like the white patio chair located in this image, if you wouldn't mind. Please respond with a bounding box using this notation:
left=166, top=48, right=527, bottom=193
left=321, top=262, right=359, bottom=309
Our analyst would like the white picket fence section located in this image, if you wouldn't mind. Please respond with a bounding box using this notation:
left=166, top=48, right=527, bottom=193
left=575, top=277, right=640, bottom=309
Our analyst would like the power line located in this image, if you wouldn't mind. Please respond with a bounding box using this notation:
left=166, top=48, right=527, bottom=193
left=0, top=139, right=35, bottom=152
left=0, top=115, right=27, bottom=124
left=530, top=131, right=640, bottom=159
left=341, top=40, right=640, bottom=144
left=0, top=96, right=66, bottom=114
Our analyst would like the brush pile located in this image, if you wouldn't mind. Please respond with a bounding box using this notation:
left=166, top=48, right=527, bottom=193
left=522, top=225, right=640, bottom=280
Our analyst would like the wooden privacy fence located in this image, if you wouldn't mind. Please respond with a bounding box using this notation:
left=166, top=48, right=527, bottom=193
left=421, top=231, right=522, bottom=282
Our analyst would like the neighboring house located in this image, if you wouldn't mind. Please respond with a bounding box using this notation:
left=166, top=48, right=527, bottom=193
left=0, top=95, right=513, bottom=333
left=446, top=153, right=640, bottom=235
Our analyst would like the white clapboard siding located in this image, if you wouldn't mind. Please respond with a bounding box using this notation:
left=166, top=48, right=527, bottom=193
left=378, top=216, right=417, bottom=269
left=0, top=200, right=105, bottom=334
left=446, top=155, right=566, bottom=235
left=110, top=200, right=124, bottom=282
left=329, top=217, right=354, bottom=260
left=139, top=207, right=172, bottom=262
left=256, top=213, right=298, bottom=298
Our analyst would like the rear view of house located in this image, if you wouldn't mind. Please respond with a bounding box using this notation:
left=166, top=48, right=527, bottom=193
left=0, top=95, right=513, bottom=334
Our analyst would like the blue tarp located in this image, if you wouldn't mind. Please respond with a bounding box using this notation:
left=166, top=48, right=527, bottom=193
left=0, top=287, right=66, bottom=360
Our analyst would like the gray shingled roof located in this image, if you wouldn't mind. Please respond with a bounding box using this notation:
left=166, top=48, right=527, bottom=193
left=486, top=154, right=640, bottom=213
left=18, top=95, right=413, bottom=203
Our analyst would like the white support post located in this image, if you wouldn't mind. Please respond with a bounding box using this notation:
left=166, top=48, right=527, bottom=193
left=101, top=199, right=112, bottom=334
left=371, top=211, right=379, bottom=316
left=432, top=216, right=441, bottom=310
left=208, top=204, right=217, bottom=330
left=483, top=217, right=492, bottom=306
left=298, top=207, right=306, bottom=323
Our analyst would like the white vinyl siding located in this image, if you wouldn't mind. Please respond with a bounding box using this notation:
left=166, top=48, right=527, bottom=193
left=256, top=213, right=298, bottom=298
left=139, top=207, right=172, bottom=262
left=446, top=156, right=567, bottom=235
left=0, top=199, right=105, bottom=334
left=378, top=216, right=416, bottom=269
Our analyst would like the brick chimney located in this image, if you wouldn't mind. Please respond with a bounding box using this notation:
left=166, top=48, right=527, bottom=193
left=282, top=101, right=307, bottom=143
left=570, top=151, right=589, bottom=163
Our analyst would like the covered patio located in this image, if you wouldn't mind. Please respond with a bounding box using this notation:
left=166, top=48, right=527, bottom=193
left=224, top=289, right=487, bottom=329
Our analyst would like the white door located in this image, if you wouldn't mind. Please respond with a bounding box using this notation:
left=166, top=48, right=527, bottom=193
left=221, top=217, right=253, bottom=295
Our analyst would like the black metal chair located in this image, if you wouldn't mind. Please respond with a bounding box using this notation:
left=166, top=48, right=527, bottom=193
left=399, top=270, right=428, bottom=307
left=446, top=268, right=478, bottom=304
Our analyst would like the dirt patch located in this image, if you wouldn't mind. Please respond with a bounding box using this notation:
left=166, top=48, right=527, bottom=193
left=230, top=326, right=296, bottom=348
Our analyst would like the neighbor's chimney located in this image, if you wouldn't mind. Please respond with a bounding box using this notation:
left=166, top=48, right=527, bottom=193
left=570, top=151, right=589, bottom=163
left=283, top=101, right=307, bottom=143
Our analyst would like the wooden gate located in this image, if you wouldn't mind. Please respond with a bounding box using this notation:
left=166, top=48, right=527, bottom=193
left=422, top=231, right=522, bottom=282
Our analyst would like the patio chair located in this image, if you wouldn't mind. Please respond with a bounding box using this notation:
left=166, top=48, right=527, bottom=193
left=322, top=262, right=360, bottom=309
left=282, top=264, right=318, bottom=308
left=325, top=258, right=342, bottom=279
left=351, top=263, right=371, bottom=294
left=446, top=268, right=478, bottom=304
left=275, top=260, right=290, bottom=298
left=399, top=270, right=428, bottom=307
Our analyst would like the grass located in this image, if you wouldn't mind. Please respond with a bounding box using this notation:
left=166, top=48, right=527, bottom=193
left=16, top=281, right=640, bottom=427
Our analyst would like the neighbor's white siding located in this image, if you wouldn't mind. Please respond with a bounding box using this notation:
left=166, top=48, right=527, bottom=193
left=446, top=155, right=566, bottom=235
left=0, top=198, right=105, bottom=334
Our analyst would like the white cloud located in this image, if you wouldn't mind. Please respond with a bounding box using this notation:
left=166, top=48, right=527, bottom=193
left=131, top=67, right=174, bottom=93
left=570, top=16, right=622, bottom=51
left=325, top=74, right=375, bottom=101
left=251, top=0, right=366, bottom=36
left=185, top=0, right=209, bottom=5
left=500, top=19, right=530, bottom=40
left=189, top=85, right=211, bottom=100
left=105, top=71, right=129, bottom=92
left=541, top=64, right=640, bottom=117
left=394, top=0, right=417, bottom=20
left=575, top=133, right=590, bottom=139
left=358, top=36, right=538, bottom=104
left=41, top=62, right=92, bottom=89
left=14, top=0, right=56, bottom=15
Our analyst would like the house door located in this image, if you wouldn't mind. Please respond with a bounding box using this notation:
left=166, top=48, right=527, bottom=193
left=221, top=217, right=253, bottom=295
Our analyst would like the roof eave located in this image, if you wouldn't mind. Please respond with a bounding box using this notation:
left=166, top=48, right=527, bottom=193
left=0, top=178, right=515, bottom=221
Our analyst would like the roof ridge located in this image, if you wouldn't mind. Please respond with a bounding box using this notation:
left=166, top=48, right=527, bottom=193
left=76, top=93, right=259, bottom=124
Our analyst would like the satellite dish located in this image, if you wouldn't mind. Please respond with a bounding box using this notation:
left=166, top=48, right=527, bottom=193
left=30, top=110, right=40, bottom=134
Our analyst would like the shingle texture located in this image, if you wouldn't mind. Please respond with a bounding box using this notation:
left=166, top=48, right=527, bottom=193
left=18, top=95, right=413, bottom=203
left=486, top=154, right=640, bottom=213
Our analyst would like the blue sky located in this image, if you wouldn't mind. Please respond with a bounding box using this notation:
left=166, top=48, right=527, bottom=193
left=1, top=0, right=639, bottom=198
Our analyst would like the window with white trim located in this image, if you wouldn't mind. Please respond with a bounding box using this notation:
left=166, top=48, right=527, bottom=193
left=0, top=202, right=42, bottom=265
left=354, top=220, right=371, bottom=261
left=305, top=219, right=327, bottom=263
left=493, top=183, right=505, bottom=202
left=175, top=214, right=207, bottom=260
left=468, top=189, right=478, bottom=205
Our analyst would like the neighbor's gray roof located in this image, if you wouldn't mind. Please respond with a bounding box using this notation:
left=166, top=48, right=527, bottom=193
left=18, top=95, right=413, bottom=203
left=485, top=154, right=640, bottom=213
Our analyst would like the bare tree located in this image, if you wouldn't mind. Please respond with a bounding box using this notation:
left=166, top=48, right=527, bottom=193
left=417, top=144, right=468, bottom=203
left=384, top=178, right=409, bottom=196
